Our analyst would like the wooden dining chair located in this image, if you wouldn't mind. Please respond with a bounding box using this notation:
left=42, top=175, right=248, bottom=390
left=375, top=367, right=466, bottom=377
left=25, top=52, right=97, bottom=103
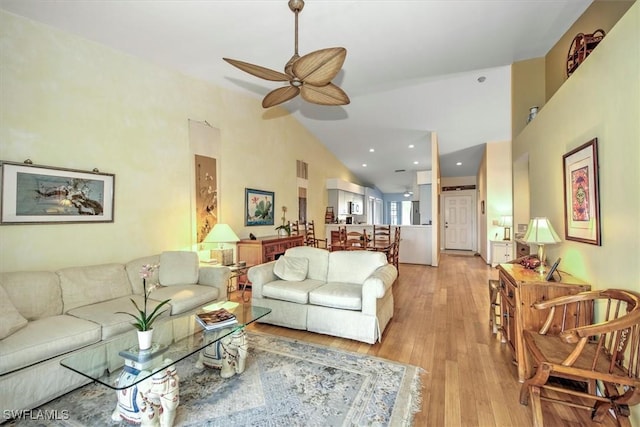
left=388, top=227, right=400, bottom=271
left=290, top=220, right=301, bottom=235
left=329, top=226, right=347, bottom=251
left=303, top=220, right=327, bottom=248
left=519, top=289, right=640, bottom=427
left=344, top=228, right=369, bottom=250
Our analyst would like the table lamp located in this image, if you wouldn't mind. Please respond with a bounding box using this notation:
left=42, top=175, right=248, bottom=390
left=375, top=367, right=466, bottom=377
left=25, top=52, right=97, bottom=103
left=204, top=223, right=240, bottom=266
left=523, top=217, right=562, bottom=274
left=498, top=215, right=513, bottom=241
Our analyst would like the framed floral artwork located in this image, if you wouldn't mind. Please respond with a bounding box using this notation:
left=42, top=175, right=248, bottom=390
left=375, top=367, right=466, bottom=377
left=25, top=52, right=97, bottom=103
left=562, top=138, right=601, bottom=245
left=0, top=161, right=115, bottom=224
left=245, top=188, right=274, bottom=226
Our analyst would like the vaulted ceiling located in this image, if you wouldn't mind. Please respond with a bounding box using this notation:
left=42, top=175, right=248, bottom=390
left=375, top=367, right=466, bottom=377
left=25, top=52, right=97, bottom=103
left=0, top=0, right=593, bottom=193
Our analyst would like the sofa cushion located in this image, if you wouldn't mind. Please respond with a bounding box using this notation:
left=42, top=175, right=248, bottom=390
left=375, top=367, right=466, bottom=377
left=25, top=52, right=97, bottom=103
left=159, top=251, right=199, bottom=286
left=58, top=263, right=133, bottom=312
left=283, top=246, right=329, bottom=281
left=273, top=256, right=309, bottom=282
left=66, top=295, right=169, bottom=340
left=262, top=279, right=325, bottom=304
left=0, top=315, right=101, bottom=375
left=327, top=251, right=388, bottom=284
left=0, top=286, right=28, bottom=339
left=0, top=271, right=63, bottom=320
left=149, top=284, right=219, bottom=315
left=309, top=282, right=363, bottom=310
left=126, top=255, right=161, bottom=295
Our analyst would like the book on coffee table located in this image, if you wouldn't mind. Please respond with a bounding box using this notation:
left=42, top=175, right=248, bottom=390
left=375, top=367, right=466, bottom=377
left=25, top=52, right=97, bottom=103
left=196, top=308, right=238, bottom=330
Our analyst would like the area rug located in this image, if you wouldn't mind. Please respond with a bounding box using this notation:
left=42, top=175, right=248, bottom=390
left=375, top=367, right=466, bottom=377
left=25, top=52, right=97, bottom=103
left=9, top=331, right=423, bottom=426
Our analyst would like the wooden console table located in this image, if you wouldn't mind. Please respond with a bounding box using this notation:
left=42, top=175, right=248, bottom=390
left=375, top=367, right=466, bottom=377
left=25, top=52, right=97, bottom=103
left=497, top=263, right=591, bottom=382
left=236, top=234, right=304, bottom=266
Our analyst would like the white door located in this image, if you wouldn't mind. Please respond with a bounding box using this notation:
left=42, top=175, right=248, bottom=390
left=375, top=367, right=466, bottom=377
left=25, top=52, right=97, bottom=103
left=444, top=195, right=473, bottom=250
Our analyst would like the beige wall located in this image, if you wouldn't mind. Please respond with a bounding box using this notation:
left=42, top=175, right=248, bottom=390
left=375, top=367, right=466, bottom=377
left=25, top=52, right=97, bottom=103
left=511, top=57, right=545, bottom=139
left=515, top=4, right=638, bottom=416
left=0, top=11, right=359, bottom=272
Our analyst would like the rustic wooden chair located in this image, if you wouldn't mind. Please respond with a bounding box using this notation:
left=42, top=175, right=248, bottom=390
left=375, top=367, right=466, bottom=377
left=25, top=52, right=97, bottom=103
left=303, top=220, right=327, bottom=248
left=519, top=289, right=640, bottom=427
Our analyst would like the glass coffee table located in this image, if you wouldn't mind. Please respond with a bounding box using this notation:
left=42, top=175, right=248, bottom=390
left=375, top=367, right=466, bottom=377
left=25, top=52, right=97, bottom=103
left=60, top=302, right=270, bottom=426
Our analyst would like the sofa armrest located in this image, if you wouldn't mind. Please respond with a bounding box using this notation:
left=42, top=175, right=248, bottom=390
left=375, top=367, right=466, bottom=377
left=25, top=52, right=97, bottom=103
left=247, top=261, right=277, bottom=299
left=362, top=264, right=398, bottom=315
left=198, top=266, right=231, bottom=298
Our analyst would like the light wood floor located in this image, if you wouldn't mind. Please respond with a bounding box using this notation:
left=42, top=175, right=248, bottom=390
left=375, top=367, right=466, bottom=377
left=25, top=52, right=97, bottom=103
left=237, top=254, right=614, bottom=426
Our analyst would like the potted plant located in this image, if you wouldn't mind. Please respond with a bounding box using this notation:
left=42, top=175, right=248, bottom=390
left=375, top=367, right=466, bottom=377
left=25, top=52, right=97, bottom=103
left=275, top=205, right=291, bottom=236
left=117, top=264, right=171, bottom=350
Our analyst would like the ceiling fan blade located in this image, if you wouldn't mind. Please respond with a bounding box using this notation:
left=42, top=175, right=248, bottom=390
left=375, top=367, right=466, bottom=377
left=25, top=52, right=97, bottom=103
left=293, top=47, right=346, bottom=86
left=263, top=86, right=301, bottom=108
left=300, top=83, right=350, bottom=106
left=223, top=58, right=290, bottom=82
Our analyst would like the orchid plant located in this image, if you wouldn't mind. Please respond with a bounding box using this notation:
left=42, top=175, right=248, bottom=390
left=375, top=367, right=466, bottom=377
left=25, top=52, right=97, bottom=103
left=117, top=264, right=171, bottom=331
left=275, top=206, right=291, bottom=236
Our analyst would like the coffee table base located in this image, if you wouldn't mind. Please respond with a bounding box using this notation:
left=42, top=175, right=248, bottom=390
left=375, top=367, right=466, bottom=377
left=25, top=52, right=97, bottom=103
left=112, top=360, right=180, bottom=427
left=196, top=329, right=248, bottom=378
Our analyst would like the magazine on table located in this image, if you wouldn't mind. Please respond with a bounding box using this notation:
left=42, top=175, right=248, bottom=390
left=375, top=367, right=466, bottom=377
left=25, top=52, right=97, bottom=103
left=196, top=308, right=238, bottom=330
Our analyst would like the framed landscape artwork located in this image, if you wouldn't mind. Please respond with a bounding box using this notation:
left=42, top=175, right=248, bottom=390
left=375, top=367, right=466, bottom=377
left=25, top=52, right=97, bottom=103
left=0, top=161, right=115, bottom=224
left=245, top=188, right=274, bottom=226
left=562, top=138, right=601, bottom=245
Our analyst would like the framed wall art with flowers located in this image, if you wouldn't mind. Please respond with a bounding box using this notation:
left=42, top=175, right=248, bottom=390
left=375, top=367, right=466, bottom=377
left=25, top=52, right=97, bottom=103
left=562, top=138, right=601, bottom=245
left=0, top=161, right=115, bottom=224
left=245, top=188, right=274, bottom=226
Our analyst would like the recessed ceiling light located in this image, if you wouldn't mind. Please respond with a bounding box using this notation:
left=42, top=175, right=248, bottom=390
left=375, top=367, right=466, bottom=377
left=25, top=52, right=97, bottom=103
left=369, top=148, right=375, bottom=153
left=456, top=162, right=462, bottom=166
left=413, top=161, right=419, bottom=165
left=408, top=144, right=414, bottom=148
left=362, top=163, right=367, bottom=167
left=477, top=76, right=486, bottom=83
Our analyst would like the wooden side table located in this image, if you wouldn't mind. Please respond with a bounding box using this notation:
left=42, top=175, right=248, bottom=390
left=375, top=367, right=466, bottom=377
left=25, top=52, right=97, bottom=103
left=497, top=263, right=591, bottom=382
left=228, top=264, right=252, bottom=301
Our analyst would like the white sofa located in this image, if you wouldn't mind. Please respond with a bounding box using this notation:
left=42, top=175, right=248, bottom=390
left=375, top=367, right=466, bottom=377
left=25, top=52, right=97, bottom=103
left=0, top=251, right=230, bottom=415
left=248, top=246, right=397, bottom=344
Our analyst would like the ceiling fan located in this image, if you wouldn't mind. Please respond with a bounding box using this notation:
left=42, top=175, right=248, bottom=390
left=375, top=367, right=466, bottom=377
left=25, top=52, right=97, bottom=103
left=223, top=0, right=350, bottom=109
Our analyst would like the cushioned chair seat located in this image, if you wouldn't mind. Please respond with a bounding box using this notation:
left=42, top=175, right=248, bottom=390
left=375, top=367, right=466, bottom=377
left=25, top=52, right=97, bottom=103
left=149, top=284, right=220, bottom=315
left=0, top=315, right=101, bottom=375
left=67, top=295, right=169, bottom=340
left=262, top=279, right=325, bottom=304
left=309, top=282, right=362, bottom=310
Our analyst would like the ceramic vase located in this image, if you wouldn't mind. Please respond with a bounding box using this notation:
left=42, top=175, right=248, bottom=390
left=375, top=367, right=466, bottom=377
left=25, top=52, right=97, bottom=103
left=137, top=329, right=153, bottom=350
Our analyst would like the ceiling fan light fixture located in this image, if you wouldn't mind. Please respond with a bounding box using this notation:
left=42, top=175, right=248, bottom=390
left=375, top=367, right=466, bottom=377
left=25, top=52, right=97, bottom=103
left=223, top=0, right=349, bottom=108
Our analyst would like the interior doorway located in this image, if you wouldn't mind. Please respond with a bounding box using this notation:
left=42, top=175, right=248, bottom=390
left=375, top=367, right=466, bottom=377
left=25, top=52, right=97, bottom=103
left=443, top=193, right=475, bottom=251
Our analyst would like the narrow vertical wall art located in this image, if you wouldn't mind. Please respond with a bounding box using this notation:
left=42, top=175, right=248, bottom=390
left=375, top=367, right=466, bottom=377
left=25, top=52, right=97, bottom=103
left=195, top=155, right=217, bottom=243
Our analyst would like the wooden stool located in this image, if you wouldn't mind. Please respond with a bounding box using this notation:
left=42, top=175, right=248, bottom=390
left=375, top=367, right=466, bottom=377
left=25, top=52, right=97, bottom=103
left=488, top=279, right=501, bottom=335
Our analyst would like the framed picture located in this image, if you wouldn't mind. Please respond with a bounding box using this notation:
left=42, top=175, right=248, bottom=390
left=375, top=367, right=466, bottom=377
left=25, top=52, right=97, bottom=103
left=562, top=138, right=601, bottom=245
left=245, top=188, right=274, bottom=226
left=1, top=161, right=115, bottom=224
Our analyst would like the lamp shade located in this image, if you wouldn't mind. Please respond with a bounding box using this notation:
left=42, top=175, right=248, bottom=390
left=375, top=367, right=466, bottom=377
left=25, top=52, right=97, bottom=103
left=498, top=215, right=513, bottom=228
left=204, top=224, right=240, bottom=245
left=523, top=217, right=562, bottom=244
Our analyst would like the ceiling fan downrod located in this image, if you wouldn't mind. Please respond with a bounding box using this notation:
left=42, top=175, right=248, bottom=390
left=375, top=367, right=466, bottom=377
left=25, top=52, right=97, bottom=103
left=285, top=0, right=304, bottom=77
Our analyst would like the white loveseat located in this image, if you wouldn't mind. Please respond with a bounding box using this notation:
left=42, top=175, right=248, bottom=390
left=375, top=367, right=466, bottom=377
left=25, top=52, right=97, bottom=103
left=0, top=251, right=230, bottom=415
left=248, top=246, right=397, bottom=344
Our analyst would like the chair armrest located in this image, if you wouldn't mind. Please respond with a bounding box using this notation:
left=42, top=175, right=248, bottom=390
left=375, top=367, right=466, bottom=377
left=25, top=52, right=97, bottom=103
left=198, top=266, right=231, bottom=298
left=362, top=264, right=398, bottom=315
left=247, top=261, right=277, bottom=299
